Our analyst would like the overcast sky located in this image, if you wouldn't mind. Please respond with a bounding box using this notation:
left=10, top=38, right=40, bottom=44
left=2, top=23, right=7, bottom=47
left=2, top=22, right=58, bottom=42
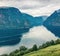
left=0, top=0, right=60, bottom=16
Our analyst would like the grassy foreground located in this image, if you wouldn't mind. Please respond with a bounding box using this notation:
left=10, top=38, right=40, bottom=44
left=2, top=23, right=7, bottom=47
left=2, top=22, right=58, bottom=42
left=23, top=44, right=60, bottom=56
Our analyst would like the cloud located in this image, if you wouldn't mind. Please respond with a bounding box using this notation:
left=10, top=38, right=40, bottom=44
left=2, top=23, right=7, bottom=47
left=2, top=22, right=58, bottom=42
left=0, top=0, right=60, bottom=16
left=20, top=4, right=60, bottom=16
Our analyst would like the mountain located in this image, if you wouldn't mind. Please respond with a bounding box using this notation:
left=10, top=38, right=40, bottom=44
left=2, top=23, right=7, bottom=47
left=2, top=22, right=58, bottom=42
left=34, top=16, right=47, bottom=25
left=0, top=7, right=47, bottom=46
left=0, top=7, right=29, bottom=46
left=22, top=13, right=45, bottom=27
left=43, top=9, right=60, bottom=37
left=42, top=16, right=48, bottom=20
left=22, top=13, right=34, bottom=27
left=23, top=44, right=60, bottom=56
left=0, top=7, right=24, bottom=28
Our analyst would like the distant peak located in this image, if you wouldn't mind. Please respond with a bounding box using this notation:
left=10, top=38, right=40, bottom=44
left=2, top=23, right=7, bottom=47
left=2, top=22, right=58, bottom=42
left=0, top=6, right=18, bottom=10
left=56, top=9, right=60, bottom=13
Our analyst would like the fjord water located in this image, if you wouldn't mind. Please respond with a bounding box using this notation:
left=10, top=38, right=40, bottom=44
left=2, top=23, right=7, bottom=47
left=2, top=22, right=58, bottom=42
left=0, top=26, right=57, bottom=55
left=0, top=28, right=29, bottom=46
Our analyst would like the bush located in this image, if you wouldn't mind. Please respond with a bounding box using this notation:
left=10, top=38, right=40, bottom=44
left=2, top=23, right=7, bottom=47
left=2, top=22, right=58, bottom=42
left=2, top=39, right=60, bottom=56
left=55, top=39, right=60, bottom=44
left=1, top=54, right=8, bottom=56
left=20, top=46, right=27, bottom=51
left=32, top=44, right=38, bottom=51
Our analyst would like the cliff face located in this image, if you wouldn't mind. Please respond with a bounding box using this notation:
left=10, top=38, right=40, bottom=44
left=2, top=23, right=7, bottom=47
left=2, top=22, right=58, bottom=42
left=0, top=7, right=48, bottom=46
left=22, top=13, right=45, bottom=27
left=43, top=9, right=60, bottom=37
left=0, top=7, right=29, bottom=46
left=0, top=7, right=24, bottom=29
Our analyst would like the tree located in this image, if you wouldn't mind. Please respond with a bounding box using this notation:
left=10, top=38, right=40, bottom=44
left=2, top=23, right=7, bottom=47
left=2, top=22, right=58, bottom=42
left=32, top=44, right=38, bottom=51
left=41, top=43, right=47, bottom=48
left=39, top=45, right=43, bottom=49
left=14, top=49, right=19, bottom=53
left=55, top=39, right=60, bottom=44
left=39, top=40, right=55, bottom=49
left=50, top=40, right=55, bottom=45
left=20, top=46, right=27, bottom=51
left=1, top=54, right=8, bottom=56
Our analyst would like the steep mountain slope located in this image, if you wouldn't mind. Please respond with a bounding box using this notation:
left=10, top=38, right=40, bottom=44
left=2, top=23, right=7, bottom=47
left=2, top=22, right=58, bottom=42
left=24, top=44, right=60, bottom=56
left=43, top=9, right=60, bottom=37
left=0, top=7, right=29, bottom=46
left=22, top=13, right=34, bottom=27
left=0, top=7, right=23, bottom=28
left=34, top=16, right=44, bottom=25
left=0, top=7, right=47, bottom=46
left=22, top=13, right=44, bottom=27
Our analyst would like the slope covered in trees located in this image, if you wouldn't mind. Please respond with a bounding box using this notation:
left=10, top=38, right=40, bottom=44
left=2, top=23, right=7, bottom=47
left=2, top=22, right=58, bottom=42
left=24, top=44, right=60, bottom=56
left=1, top=39, right=60, bottom=56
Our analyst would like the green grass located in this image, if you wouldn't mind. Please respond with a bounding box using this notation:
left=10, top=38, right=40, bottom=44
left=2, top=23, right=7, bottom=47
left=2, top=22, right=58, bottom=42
left=23, top=44, right=60, bottom=56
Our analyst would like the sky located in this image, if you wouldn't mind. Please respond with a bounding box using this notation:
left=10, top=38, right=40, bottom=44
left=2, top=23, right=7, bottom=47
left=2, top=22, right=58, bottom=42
left=0, top=0, right=60, bottom=16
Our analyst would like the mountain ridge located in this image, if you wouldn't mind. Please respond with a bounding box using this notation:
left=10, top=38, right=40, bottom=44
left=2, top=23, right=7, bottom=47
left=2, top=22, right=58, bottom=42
left=0, top=7, right=47, bottom=46
left=43, top=9, right=60, bottom=37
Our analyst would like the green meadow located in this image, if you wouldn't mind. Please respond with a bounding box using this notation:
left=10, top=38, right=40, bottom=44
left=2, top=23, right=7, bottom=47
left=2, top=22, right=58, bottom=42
left=23, top=44, right=60, bottom=56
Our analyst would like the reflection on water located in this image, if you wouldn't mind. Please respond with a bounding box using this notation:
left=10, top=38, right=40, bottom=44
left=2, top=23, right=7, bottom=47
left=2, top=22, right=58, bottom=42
left=0, top=26, right=58, bottom=55
left=0, top=28, right=29, bottom=46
